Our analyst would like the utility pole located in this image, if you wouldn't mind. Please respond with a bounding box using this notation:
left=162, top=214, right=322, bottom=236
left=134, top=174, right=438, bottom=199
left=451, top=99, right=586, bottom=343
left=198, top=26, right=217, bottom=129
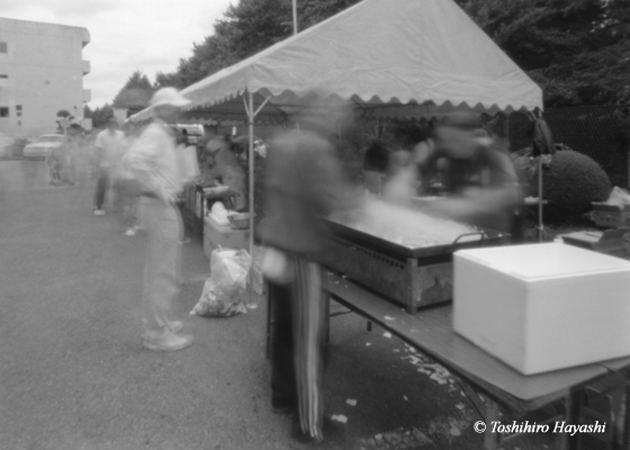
left=292, top=0, right=298, bottom=35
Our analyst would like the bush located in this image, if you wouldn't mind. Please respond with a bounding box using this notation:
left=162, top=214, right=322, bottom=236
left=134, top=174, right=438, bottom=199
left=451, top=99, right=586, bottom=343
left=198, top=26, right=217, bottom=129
left=529, top=149, right=612, bottom=222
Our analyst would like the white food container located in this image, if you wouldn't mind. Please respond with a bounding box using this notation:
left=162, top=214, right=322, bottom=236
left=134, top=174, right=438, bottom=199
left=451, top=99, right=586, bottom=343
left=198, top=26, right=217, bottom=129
left=453, top=243, right=630, bottom=375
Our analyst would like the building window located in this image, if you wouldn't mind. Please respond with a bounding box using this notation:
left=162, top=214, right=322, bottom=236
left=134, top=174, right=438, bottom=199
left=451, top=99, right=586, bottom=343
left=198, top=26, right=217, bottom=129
left=0, top=75, right=7, bottom=88
left=0, top=42, right=7, bottom=53
left=16, top=105, right=22, bottom=117
left=0, top=107, right=9, bottom=118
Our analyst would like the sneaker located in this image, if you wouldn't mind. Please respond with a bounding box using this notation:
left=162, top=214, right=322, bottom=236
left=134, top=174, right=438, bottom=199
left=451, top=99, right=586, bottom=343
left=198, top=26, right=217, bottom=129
left=168, top=321, right=183, bottom=333
left=143, top=330, right=193, bottom=352
left=93, top=209, right=105, bottom=216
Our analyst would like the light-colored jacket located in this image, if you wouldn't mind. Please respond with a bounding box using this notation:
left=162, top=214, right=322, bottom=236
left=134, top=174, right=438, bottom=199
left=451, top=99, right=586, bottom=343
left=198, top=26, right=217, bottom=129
left=124, top=120, right=182, bottom=204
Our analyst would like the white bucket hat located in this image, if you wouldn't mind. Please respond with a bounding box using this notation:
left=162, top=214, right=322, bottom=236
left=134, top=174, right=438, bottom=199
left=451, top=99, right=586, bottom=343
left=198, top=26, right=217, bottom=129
left=150, top=87, right=191, bottom=108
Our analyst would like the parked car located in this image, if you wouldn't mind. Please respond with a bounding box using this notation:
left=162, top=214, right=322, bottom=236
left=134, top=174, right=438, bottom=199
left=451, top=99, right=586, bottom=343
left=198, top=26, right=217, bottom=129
left=23, top=134, right=65, bottom=160
left=0, top=132, right=15, bottom=159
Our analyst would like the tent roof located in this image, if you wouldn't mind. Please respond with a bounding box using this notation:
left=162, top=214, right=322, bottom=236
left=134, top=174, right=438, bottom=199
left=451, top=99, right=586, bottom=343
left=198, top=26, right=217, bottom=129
left=130, top=0, right=542, bottom=123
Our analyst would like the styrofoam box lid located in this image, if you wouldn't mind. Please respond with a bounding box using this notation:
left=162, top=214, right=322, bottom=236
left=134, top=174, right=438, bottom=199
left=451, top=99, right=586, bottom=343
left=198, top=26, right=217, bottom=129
left=456, top=243, right=630, bottom=280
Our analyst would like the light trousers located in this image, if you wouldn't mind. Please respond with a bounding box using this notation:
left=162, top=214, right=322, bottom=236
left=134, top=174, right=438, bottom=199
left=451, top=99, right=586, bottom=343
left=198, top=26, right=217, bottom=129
left=139, top=196, right=183, bottom=335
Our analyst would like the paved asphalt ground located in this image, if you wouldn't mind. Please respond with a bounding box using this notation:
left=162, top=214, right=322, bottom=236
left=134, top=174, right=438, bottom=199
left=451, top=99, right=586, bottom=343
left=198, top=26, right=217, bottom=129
left=0, top=157, right=553, bottom=450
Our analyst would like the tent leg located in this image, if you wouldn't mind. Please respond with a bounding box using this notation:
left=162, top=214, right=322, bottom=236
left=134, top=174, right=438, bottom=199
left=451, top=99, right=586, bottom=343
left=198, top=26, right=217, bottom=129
left=538, top=156, right=544, bottom=242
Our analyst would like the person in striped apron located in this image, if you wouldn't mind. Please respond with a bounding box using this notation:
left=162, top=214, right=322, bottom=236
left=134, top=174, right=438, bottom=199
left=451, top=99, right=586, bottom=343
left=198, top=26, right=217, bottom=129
left=259, top=100, right=359, bottom=449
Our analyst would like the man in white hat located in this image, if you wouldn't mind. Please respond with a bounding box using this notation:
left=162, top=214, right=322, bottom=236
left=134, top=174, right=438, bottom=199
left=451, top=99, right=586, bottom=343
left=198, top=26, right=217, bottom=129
left=124, top=87, right=194, bottom=351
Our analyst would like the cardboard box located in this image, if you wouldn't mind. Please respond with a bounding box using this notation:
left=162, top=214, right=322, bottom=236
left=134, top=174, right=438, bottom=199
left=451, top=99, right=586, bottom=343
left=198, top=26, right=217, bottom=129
left=203, top=216, right=249, bottom=258
left=591, top=202, right=630, bottom=228
left=453, top=243, right=630, bottom=375
left=560, top=228, right=628, bottom=258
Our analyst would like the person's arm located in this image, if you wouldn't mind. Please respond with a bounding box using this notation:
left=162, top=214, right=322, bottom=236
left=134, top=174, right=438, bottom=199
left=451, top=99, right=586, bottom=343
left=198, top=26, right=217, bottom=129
left=425, top=150, right=520, bottom=223
left=383, top=140, right=435, bottom=200
left=203, top=153, right=223, bottom=180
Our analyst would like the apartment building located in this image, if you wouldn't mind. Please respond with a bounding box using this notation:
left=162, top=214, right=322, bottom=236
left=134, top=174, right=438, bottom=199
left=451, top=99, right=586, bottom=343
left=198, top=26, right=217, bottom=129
left=0, top=17, right=90, bottom=137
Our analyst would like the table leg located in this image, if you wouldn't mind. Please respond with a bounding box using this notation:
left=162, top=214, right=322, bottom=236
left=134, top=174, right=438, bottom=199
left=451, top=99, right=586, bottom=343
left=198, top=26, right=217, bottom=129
left=623, top=382, right=630, bottom=450
left=265, top=285, right=273, bottom=360
left=562, top=390, right=583, bottom=450
left=324, top=292, right=331, bottom=345
left=484, top=399, right=501, bottom=450
left=459, top=381, right=487, bottom=419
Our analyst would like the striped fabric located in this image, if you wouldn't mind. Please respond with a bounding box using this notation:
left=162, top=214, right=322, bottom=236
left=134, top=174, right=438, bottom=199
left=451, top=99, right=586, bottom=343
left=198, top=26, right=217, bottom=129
left=290, top=255, right=326, bottom=441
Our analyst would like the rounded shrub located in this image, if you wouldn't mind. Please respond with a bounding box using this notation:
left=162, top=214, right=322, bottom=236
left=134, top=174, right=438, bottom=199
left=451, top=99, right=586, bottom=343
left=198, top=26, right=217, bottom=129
left=530, top=149, right=612, bottom=222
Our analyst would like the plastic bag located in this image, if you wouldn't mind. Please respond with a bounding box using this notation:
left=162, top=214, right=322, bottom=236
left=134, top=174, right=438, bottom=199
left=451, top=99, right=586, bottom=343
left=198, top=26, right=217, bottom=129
left=209, top=201, right=231, bottom=225
left=191, top=248, right=252, bottom=317
left=606, top=187, right=630, bottom=208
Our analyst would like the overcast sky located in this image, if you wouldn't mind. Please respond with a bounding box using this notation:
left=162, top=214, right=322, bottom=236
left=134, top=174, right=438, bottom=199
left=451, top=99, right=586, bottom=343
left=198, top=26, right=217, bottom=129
left=0, top=0, right=236, bottom=109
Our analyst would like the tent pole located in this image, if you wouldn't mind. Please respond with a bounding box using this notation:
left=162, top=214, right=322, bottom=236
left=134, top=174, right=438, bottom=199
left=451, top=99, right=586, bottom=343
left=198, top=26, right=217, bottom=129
left=538, top=156, right=543, bottom=242
left=248, top=92, right=255, bottom=258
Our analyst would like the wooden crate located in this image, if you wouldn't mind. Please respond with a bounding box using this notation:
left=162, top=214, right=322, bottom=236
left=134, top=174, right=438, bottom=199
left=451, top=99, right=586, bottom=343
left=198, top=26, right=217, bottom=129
left=591, top=203, right=630, bottom=228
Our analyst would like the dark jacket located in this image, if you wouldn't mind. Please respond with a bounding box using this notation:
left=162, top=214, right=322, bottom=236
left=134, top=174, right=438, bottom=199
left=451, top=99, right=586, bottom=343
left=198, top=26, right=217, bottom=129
left=258, top=129, right=356, bottom=258
left=418, top=142, right=521, bottom=233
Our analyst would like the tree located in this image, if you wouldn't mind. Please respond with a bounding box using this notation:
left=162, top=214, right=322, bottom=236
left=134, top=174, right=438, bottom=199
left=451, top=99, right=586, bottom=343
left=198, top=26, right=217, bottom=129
left=154, top=0, right=362, bottom=90
left=91, top=103, right=114, bottom=129
left=55, top=109, right=75, bottom=133
left=454, top=0, right=630, bottom=106
left=112, top=71, right=155, bottom=117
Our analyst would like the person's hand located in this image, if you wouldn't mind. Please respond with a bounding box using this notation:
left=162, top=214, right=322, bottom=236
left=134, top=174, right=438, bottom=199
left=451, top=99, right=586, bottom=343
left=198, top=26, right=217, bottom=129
left=424, top=197, right=476, bottom=222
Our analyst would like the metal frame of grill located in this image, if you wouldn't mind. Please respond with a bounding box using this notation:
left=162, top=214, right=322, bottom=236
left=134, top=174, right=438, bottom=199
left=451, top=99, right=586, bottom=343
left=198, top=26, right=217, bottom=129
left=321, top=220, right=510, bottom=313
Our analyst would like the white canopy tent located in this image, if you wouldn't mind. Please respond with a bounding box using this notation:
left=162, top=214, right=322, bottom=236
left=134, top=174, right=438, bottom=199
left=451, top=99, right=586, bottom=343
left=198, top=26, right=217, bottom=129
left=129, top=0, right=543, bottom=250
left=131, top=0, right=542, bottom=123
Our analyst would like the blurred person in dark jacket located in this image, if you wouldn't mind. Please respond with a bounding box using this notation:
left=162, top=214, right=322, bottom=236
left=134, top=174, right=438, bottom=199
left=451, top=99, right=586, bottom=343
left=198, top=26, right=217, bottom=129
left=385, top=112, right=522, bottom=238
left=93, top=118, right=124, bottom=215
left=362, top=139, right=390, bottom=195
left=259, top=99, right=360, bottom=449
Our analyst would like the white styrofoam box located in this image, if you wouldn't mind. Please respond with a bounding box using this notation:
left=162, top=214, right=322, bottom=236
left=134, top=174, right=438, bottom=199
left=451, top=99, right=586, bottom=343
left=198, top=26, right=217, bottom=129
left=454, top=243, right=630, bottom=375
